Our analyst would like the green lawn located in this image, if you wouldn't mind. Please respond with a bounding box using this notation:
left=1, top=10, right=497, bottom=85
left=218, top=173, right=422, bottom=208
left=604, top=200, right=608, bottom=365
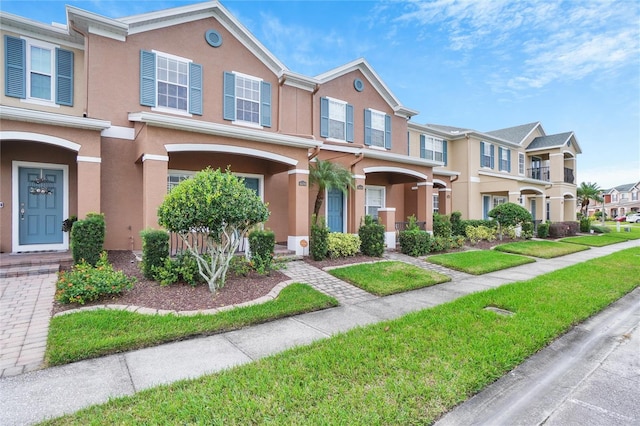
left=327, top=261, right=450, bottom=296
left=494, top=240, right=589, bottom=258
left=560, top=235, right=626, bottom=247
left=427, top=250, right=535, bottom=274
left=43, top=248, right=640, bottom=425
left=45, top=283, right=337, bottom=366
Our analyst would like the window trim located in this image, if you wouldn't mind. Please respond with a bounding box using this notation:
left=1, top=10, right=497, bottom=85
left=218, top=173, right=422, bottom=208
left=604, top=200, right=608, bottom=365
left=498, top=147, right=511, bottom=172
left=151, top=50, right=193, bottom=117
left=368, top=108, right=386, bottom=148
left=480, top=141, right=494, bottom=169
left=518, top=152, right=525, bottom=175
left=167, top=170, right=264, bottom=201
left=232, top=71, right=263, bottom=128
left=325, top=96, right=349, bottom=142
left=365, top=185, right=386, bottom=220
left=23, top=37, right=58, bottom=106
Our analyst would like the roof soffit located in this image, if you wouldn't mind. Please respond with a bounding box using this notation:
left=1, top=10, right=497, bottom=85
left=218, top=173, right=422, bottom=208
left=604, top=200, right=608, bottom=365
left=0, top=12, right=85, bottom=49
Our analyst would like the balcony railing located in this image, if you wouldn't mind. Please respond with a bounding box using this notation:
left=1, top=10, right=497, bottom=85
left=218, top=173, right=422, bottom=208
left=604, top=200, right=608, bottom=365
left=564, top=167, right=575, bottom=184
left=527, top=167, right=550, bottom=182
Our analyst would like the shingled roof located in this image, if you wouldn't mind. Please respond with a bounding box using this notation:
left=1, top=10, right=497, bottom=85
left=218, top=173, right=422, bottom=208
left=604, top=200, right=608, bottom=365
left=485, top=122, right=540, bottom=144
left=526, top=132, right=574, bottom=150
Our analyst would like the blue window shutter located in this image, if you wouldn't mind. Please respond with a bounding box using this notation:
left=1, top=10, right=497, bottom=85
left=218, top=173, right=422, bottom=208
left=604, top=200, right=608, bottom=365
left=346, top=104, right=354, bottom=142
left=498, top=147, right=503, bottom=170
left=320, top=97, right=329, bottom=137
left=140, top=50, right=156, bottom=107
left=4, top=35, right=25, bottom=99
left=480, top=141, right=484, bottom=167
left=443, top=140, right=448, bottom=165
left=261, top=81, right=272, bottom=127
left=223, top=72, right=236, bottom=121
left=490, top=144, right=495, bottom=169
left=507, top=149, right=511, bottom=172
left=420, top=134, right=426, bottom=158
left=384, top=114, right=391, bottom=149
left=364, top=109, right=372, bottom=146
left=189, top=62, right=202, bottom=115
left=55, top=48, right=73, bottom=106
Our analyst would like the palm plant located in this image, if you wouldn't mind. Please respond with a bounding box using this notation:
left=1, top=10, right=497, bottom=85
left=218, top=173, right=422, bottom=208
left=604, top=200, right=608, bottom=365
left=309, top=159, right=355, bottom=225
left=577, top=181, right=603, bottom=216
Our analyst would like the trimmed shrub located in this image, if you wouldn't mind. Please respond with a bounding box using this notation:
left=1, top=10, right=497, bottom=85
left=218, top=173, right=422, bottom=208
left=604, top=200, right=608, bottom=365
left=327, top=233, right=361, bottom=258
left=310, top=217, right=329, bottom=261
left=399, top=229, right=431, bottom=257
left=151, top=251, right=205, bottom=287
left=450, top=211, right=465, bottom=236
left=460, top=219, right=496, bottom=237
left=359, top=215, right=385, bottom=257
left=55, top=252, right=135, bottom=304
left=433, top=213, right=452, bottom=238
left=140, top=229, right=169, bottom=279
left=590, top=225, right=611, bottom=234
left=71, top=213, right=105, bottom=266
left=430, top=235, right=466, bottom=253
left=548, top=221, right=579, bottom=238
left=521, top=221, right=534, bottom=239
left=537, top=222, right=550, bottom=238
left=579, top=217, right=591, bottom=233
left=249, top=229, right=275, bottom=274
left=466, top=225, right=497, bottom=245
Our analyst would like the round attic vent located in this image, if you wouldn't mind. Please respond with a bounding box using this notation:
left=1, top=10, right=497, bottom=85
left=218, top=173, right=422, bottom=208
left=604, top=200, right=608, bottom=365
left=205, top=29, right=222, bottom=47
left=354, top=78, right=364, bottom=92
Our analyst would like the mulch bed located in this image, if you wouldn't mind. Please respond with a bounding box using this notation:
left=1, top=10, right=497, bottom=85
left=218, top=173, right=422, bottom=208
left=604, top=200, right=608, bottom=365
left=52, top=251, right=287, bottom=315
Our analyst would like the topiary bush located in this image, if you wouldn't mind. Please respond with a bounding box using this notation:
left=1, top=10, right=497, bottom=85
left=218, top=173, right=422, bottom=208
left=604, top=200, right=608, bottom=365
left=537, top=222, right=550, bottom=238
left=310, top=217, right=329, bottom=260
left=433, top=213, right=452, bottom=238
left=55, top=252, right=135, bottom=304
left=579, top=217, right=591, bottom=233
left=327, top=233, right=361, bottom=258
left=488, top=202, right=533, bottom=240
left=399, top=229, right=431, bottom=256
left=358, top=215, right=385, bottom=257
left=71, top=213, right=105, bottom=266
left=140, top=229, right=169, bottom=279
left=249, top=229, right=276, bottom=275
left=450, top=211, right=465, bottom=236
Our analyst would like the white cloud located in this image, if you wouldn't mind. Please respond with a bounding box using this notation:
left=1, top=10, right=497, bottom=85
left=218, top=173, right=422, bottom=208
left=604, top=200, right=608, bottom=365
left=577, top=161, right=640, bottom=190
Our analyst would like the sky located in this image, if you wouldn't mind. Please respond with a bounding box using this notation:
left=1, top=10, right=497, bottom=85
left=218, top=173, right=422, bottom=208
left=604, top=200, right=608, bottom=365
left=2, top=0, right=639, bottom=190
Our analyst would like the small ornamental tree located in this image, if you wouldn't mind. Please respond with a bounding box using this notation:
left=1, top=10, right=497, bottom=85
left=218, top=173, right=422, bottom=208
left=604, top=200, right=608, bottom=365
left=488, top=202, right=533, bottom=240
left=157, top=168, right=270, bottom=293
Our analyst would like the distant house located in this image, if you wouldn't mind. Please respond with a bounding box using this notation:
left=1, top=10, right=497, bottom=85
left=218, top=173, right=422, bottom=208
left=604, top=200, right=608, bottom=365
left=602, top=182, right=640, bottom=218
left=0, top=1, right=582, bottom=256
left=408, top=122, right=580, bottom=223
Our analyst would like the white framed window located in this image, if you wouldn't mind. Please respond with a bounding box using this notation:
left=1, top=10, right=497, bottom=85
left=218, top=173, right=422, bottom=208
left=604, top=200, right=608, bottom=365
left=235, top=74, right=261, bottom=125
left=481, top=141, right=493, bottom=168
left=632, top=191, right=638, bottom=201
left=167, top=170, right=263, bottom=201
left=612, top=193, right=618, bottom=202
left=518, top=153, right=525, bottom=175
left=492, top=196, right=507, bottom=209
left=157, top=55, right=189, bottom=112
left=433, top=194, right=439, bottom=214
left=365, top=186, right=385, bottom=220
left=167, top=170, right=195, bottom=192
left=422, top=136, right=445, bottom=162
left=328, top=98, right=347, bottom=140
left=369, top=110, right=386, bottom=148
left=499, top=147, right=510, bottom=172
left=25, top=38, right=57, bottom=103
left=621, top=193, right=627, bottom=200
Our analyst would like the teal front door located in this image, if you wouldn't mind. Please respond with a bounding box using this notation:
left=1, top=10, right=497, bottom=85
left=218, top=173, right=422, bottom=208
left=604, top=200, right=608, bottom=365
left=19, top=167, right=64, bottom=246
left=327, top=188, right=344, bottom=232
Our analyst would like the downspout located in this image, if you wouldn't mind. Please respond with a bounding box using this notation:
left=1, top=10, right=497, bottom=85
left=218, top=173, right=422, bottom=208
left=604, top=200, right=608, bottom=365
left=69, top=21, right=89, bottom=117
left=278, top=75, right=285, bottom=132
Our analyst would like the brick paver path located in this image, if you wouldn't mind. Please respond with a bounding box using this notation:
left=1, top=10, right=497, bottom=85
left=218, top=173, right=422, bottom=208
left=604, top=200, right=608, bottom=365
left=0, top=273, right=57, bottom=378
left=283, top=261, right=378, bottom=305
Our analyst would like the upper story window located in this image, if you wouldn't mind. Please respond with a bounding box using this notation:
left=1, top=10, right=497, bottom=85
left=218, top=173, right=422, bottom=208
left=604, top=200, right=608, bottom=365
left=518, top=153, right=525, bottom=175
left=365, top=109, right=391, bottom=149
left=140, top=50, right=202, bottom=116
left=612, top=193, right=618, bottom=202
left=320, top=97, right=353, bottom=141
left=420, top=135, right=447, bottom=164
left=498, top=147, right=511, bottom=172
left=4, top=35, right=74, bottom=106
left=224, top=71, right=271, bottom=127
left=632, top=191, right=638, bottom=201
left=480, top=141, right=494, bottom=168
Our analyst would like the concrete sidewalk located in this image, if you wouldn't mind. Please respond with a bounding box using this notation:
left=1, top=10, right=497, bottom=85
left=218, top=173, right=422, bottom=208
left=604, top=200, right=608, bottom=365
left=0, top=239, right=638, bottom=425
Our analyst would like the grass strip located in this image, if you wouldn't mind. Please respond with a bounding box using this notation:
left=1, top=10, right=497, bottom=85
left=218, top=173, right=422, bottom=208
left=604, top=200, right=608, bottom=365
left=427, top=249, right=535, bottom=274
left=494, top=240, right=589, bottom=258
left=45, top=283, right=337, bottom=366
left=43, top=247, right=640, bottom=425
left=328, top=261, right=450, bottom=296
left=559, top=235, right=626, bottom=247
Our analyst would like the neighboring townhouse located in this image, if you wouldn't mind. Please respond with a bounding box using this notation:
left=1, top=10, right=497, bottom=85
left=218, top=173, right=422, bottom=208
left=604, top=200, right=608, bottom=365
left=602, top=182, right=640, bottom=218
left=408, top=121, right=580, bottom=224
left=1, top=1, right=442, bottom=255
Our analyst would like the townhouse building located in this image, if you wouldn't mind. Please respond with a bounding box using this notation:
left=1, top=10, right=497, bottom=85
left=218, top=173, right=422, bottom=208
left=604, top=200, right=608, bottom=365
left=602, top=182, right=640, bottom=218
left=1, top=1, right=444, bottom=255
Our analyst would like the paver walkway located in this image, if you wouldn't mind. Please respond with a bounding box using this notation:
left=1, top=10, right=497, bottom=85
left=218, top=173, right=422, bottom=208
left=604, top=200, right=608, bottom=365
left=0, top=273, right=57, bottom=377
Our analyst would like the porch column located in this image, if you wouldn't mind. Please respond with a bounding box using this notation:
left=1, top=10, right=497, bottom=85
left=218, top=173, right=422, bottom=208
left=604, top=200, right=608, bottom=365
left=142, top=154, right=168, bottom=229
left=76, top=156, right=101, bottom=218
left=288, top=169, right=309, bottom=256
left=549, top=197, right=564, bottom=222
left=377, top=208, right=396, bottom=249
left=439, top=188, right=452, bottom=215
left=416, top=181, right=434, bottom=232
left=349, top=174, right=366, bottom=232
left=564, top=197, right=577, bottom=221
